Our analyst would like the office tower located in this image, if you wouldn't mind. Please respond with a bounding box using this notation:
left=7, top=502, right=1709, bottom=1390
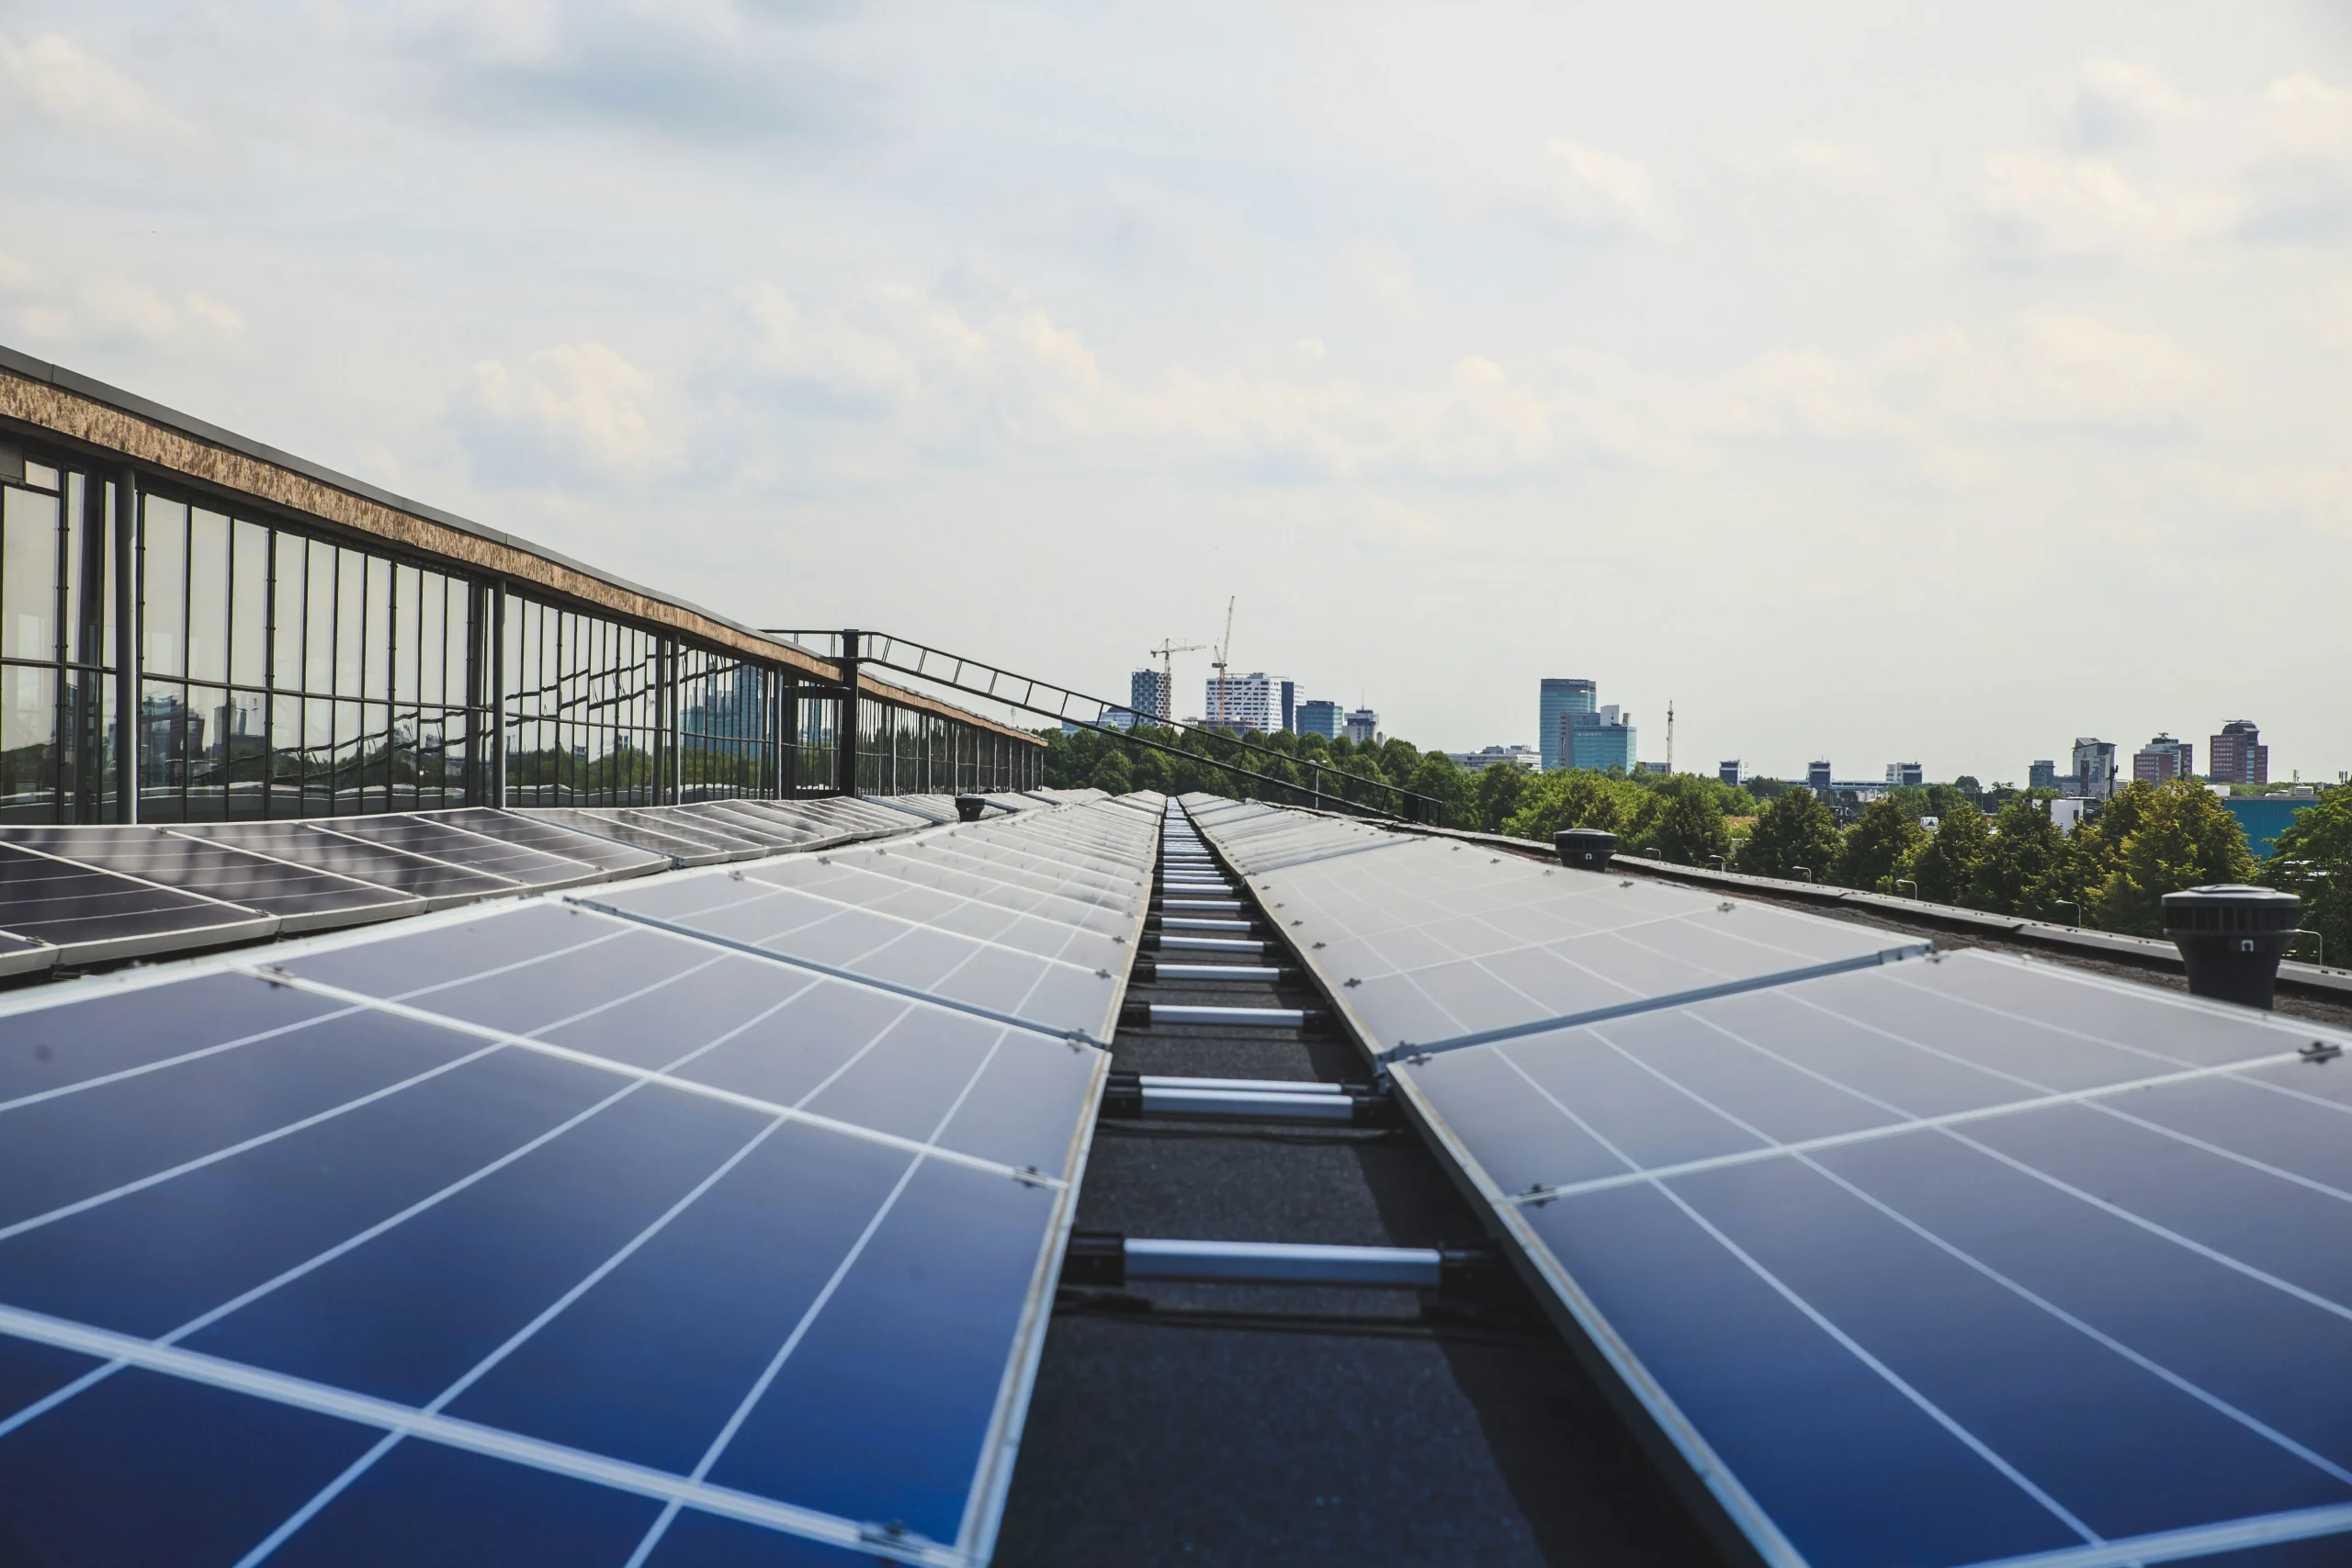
left=1538, top=678, right=1598, bottom=772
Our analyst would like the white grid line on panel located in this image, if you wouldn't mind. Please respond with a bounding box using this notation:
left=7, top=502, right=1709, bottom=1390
left=232, top=966, right=1066, bottom=1188
left=0, top=1303, right=965, bottom=1568
left=1573, top=1018, right=2352, bottom=1492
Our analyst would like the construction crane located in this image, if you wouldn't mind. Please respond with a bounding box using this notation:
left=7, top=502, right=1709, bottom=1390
left=1146, top=637, right=1205, bottom=724
left=1211, top=596, right=1235, bottom=729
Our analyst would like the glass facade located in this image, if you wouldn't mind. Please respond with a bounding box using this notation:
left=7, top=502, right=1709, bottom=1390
left=0, top=434, right=1037, bottom=823
left=136, top=492, right=483, bottom=820
left=0, top=461, right=116, bottom=822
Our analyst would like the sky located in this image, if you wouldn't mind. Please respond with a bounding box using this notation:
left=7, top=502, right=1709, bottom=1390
left=4, top=0, right=2349, bottom=783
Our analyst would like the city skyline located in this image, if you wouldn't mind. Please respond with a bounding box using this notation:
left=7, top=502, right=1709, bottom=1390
left=3, top=6, right=2343, bottom=783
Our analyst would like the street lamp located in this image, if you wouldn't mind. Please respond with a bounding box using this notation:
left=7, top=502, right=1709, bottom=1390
left=1792, top=865, right=1812, bottom=882
left=1895, top=878, right=1918, bottom=900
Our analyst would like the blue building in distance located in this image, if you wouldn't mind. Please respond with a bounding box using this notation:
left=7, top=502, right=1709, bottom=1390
left=1538, top=678, right=1598, bottom=771
left=1295, top=699, right=1343, bottom=740
left=1566, top=705, right=1638, bottom=773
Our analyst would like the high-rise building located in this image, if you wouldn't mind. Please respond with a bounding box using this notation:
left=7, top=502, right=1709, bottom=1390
left=2132, top=734, right=2194, bottom=784
left=2072, top=739, right=2118, bottom=800
left=1130, top=669, right=1169, bottom=724
left=1719, top=760, right=1743, bottom=785
left=2210, top=720, right=2268, bottom=785
left=1566, top=706, right=1637, bottom=772
left=1204, top=671, right=1284, bottom=733
left=1345, top=707, right=1380, bottom=745
left=1295, top=699, right=1343, bottom=740
left=2030, top=760, right=2058, bottom=792
left=1538, top=678, right=1598, bottom=772
left=1280, top=680, right=1295, bottom=734
left=1884, top=762, right=1924, bottom=787
left=1807, top=761, right=1832, bottom=791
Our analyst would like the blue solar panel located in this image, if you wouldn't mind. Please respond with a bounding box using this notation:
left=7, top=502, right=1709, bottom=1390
left=0, top=797, right=1158, bottom=1566
left=1181, top=796, right=2352, bottom=1568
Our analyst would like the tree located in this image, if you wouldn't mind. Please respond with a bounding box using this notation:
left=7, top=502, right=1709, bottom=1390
left=1475, top=761, right=1530, bottom=832
left=1738, top=789, right=1840, bottom=880
left=1901, top=807, right=1989, bottom=904
left=1504, top=770, right=1637, bottom=840
left=2263, top=790, right=2352, bottom=971
left=1088, top=748, right=1134, bottom=795
left=1923, top=784, right=1978, bottom=824
left=1966, top=796, right=2067, bottom=916
left=1408, top=751, right=1472, bottom=829
left=1651, top=784, right=1732, bottom=866
left=2088, top=778, right=2258, bottom=936
left=1837, top=796, right=1928, bottom=891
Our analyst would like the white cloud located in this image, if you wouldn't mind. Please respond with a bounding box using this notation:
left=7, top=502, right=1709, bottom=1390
left=1971, top=151, right=2234, bottom=258
left=1881, top=314, right=2211, bottom=432
left=1770, top=141, right=1883, bottom=192
left=1330, top=239, right=1419, bottom=315
left=1517, top=139, right=1667, bottom=238
left=0, top=32, right=196, bottom=151
left=2068, top=61, right=2199, bottom=148
left=452, top=343, right=676, bottom=484
left=0, top=251, right=243, bottom=353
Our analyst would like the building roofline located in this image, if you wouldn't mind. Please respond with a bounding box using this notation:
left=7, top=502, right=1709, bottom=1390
left=0, top=343, right=1039, bottom=748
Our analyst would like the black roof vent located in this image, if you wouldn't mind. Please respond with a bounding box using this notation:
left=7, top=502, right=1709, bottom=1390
left=955, top=794, right=988, bottom=823
left=2162, top=885, right=2301, bottom=1010
left=1555, top=829, right=1617, bottom=871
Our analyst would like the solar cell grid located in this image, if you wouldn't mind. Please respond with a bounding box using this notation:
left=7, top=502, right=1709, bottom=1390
left=0, top=800, right=1154, bottom=1568
left=0, top=826, right=421, bottom=933
left=172, top=822, right=522, bottom=908
left=1180, top=796, right=2352, bottom=1568
left=314, top=815, right=610, bottom=892
left=409, top=808, right=671, bottom=878
left=0, top=840, right=276, bottom=964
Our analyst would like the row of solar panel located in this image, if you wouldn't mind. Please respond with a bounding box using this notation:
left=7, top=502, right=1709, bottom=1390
left=1181, top=795, right=2352, bottom=1568
left=0, top=791, right=1101, bottom=979
left=0, top=792, right=1162, bottom=1568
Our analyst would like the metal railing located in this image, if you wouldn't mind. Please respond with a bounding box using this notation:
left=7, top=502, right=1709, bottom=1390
left=766, top=628, right=1442, bottom=820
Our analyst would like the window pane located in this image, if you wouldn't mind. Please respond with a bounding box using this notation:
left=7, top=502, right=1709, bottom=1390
left=66, top=475, right=113, bottom=671
left=0, top=663, right=56, bottom=821
left=231, top=520, right=268, bottom=687
left=274, top=534, right=306, bottom=692
left=186, top=507, right=231, bottom=685
left=223, top=688, right=267, bottom=815
left=394, top=564, right=421, bottom=705
left=185, top=682, right=227, bottom=820
left=301, top=542, right=334, bottom=694
left=142, top=497, right=187, bottom=677
left=418, top=572, right=445, bottom=711
left=270, top=691, right=302, bottom=813
left=334, top=547, right=365, bottom=696
left=6, top=486, right=60, bottom=663
left=138, top=679, right=189, bottom=819
left=303, top=696, right=334, bottom=814
left=60, top=664, right=112, bottom=822
left=446, top=581, right=469, bottom=708
left=366, top=556, right=391, bottom=703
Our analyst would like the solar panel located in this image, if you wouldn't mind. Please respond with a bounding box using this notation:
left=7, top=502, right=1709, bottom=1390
left=0, top=841, right=275, bottom=964
left=282, top=815, right=611, bottom=894
left=520, top=808, right=766, bottom=865
left=0, top=827, right=423, bottom=933
left=0, top=802, right=1148, bottom=1567
left=583, top=816, right=1152, bottom=1044
left=1181, top=797, right=2352, bottom=1568
left=170, top=823, right=525, bottom=909
left=410, top=809, right=671, bottom=880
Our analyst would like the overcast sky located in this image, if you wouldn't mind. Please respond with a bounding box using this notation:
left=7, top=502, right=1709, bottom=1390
left=6, top=1, right=2348, bottom=781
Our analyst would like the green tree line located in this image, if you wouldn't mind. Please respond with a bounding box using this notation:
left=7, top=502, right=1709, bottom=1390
left=1046, top=721, right=2338, bottom=948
